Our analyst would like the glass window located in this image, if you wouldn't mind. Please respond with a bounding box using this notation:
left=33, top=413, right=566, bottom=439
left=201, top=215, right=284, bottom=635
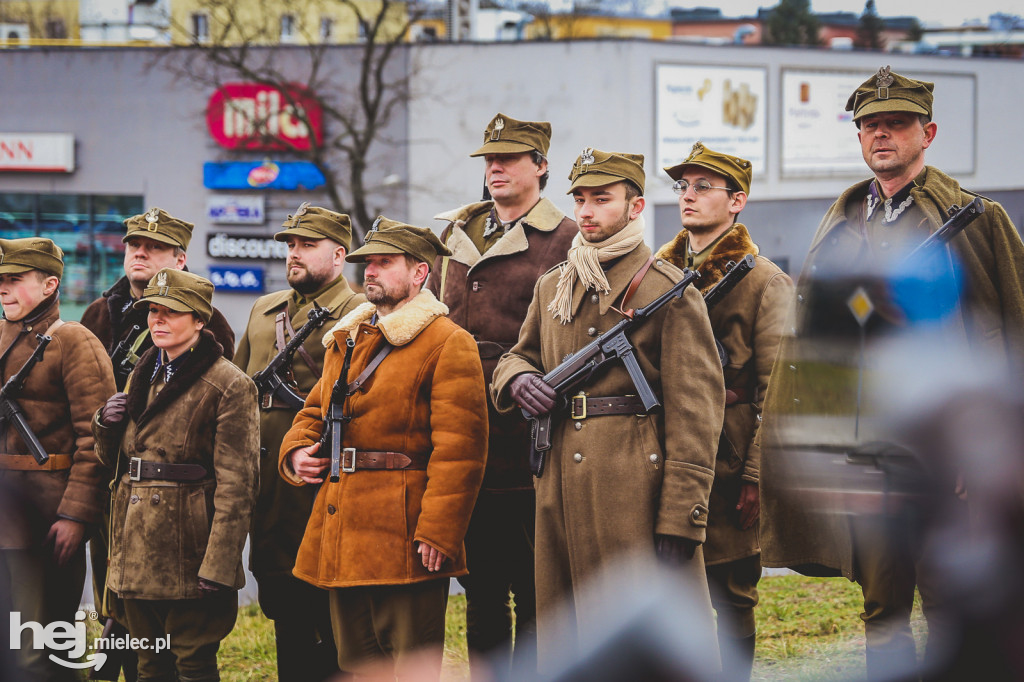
left=191, top=13, right=209, bottom=42
left=320, top=17, right=333, bottom=42
left=0, top=193, right=143, bottom=321
left=281, top=14, right=296, bottom=42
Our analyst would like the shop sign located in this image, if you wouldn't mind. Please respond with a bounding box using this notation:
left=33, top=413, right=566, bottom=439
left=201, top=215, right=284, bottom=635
left=206, top=195, right=265, bottom=224
left=207, top=233, right=288, bottom=260
left=207, top=83, right=323, bottom=151
left=0, top=133, right=75, bottom=172
left=209, top=266, right=265, bottom=292
left=203, top=161, right=326, bottom=191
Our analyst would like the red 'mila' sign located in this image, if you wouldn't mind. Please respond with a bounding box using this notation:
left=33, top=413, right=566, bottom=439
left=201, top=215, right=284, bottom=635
left=207, top=83, right=323, bottom=151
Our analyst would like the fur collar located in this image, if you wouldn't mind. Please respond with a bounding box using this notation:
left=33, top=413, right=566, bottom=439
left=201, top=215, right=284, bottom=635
left=656, top=224, right=759, bottom=293
left=323, top=290, right=448, bottom=348
left=127, top=329, right=223, bottom=429
left=435, top=198, right=568, bottom=269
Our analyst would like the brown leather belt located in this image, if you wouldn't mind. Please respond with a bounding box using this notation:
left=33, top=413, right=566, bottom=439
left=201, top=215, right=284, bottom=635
left=0, top=454, right=73, bottom=471
left=128, top=457, right=208, bottom=482
left=338, top=449, right=425, bottom=472
left=570, top=394, right=647, bottom=419
left=725, top=387, right=752, bottom=406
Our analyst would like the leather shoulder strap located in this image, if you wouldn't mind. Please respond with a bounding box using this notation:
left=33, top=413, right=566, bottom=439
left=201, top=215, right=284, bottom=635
left=347, top=343, right=393, bottom=395
left=616, top=256, right=657, bottom=318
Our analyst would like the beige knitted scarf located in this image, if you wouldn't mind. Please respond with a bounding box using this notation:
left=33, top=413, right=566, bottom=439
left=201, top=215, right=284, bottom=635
left=548, top=215, right=646, bottom=324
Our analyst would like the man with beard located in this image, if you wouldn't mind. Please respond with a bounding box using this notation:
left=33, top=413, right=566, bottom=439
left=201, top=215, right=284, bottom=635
left=79, top=207, right=234, bottom=682
left=655, top=143, right=793, bottom=682
left=234, top=203, right=365, bottom=681
left=279, top=218, right=487, bottom=677
left=491, top=149, right=725, bottom=671
left=758, top=67, right=1024, bottom=677
left=428, top=113, right=576, bottom=679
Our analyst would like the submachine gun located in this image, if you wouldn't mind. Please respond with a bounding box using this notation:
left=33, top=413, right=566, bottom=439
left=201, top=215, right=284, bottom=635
left=323, top=338, right=356, bottom=483
left=524, top=255, right=757, bottom=477
left=0, top=334, right=52, bottom=466
left=110, top=325, right=142, bottom=388
left=252, top=303, right=332, bottom=410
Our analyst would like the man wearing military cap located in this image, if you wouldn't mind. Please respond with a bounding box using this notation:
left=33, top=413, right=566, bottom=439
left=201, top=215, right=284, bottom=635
left=656, top=142, right=793, bottom=681
left=491, top=150, right=725, bottom=670
left=93, top=268, right=258, bottom=682
left=758, top=66, right=1024, bottom=676
left=427, top=112, right=576, bottom=677
left=234, top=202, right=365, bottom=681
left=0, top=237, right=116, bottom=681
left=81, top=207, right=237, bottom=386
left=279, top=217, right=488, bottom=675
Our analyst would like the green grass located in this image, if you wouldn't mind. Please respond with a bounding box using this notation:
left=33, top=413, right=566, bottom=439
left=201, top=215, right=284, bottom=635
left=83, top=575, right=925, bottom=681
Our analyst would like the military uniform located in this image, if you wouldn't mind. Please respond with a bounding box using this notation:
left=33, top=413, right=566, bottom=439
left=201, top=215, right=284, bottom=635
left=0, top=238, right=115, bottom=682
left=656, top=146, right=794, bottom=680
left=279, top=219, right=488, bottom=674
left=758, top=69, right=1024, bottom=675
left=491, top=151, right=724, bottom=671
left=426, top=114, right=577, bottom=675
left=79, top=208, right=235, bottom=682
left=234, top=204, right=364, bottom=681
left=92, top=269, right=259, bottom=682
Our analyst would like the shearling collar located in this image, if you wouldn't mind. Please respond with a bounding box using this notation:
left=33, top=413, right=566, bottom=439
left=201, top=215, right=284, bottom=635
left=656, top=224, right=759, bottom=293
left=324, top=290, right=449, bottom=348
left=127, top=329, right=224, bottom=429
left=435, top=197, right=568, bottom=270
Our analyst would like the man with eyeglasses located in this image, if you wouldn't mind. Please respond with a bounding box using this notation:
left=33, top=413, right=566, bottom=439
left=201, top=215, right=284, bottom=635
left=655, top=142, right=792, bottom=682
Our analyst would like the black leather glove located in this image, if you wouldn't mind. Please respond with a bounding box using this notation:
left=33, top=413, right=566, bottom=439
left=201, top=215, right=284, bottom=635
left=655, top=534, right=697, bottom=566
left=100, top=392, right=128, bottom=426
left=510, top=373, right=557, bottom=417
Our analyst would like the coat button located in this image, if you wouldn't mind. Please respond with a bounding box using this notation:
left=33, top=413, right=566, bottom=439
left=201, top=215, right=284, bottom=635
left=590, top=294, right=599, bottom=304
left=150, top=494, right=160, bottom=505
left=789, top=364, right=796, bottom=371
left=797, top=294, right=804, bottom=303
left=587, top=327, right=597, bottom=336
left=157, top=447, right=166, bottom=457
left=692, top=508, right=703, bottom=520
left=130, top=495, right=140, bottom=504
left=573, top=453, right=583, bottom=463
left=649, top=454, right=659, bottom=463
left=328, top=505, right=337, bottom=515
left=574, top=422, right=582, bottom=431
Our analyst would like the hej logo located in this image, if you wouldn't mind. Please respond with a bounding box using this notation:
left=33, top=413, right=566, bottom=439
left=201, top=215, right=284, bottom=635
left=9, top=610, right=106, bottom=670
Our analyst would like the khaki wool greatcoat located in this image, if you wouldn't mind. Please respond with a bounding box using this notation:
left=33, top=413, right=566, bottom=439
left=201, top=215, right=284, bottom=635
left=758, top=166, right=1024, bottom=579
left=234, top=276, right=365, bottom=579
left=428, top=198, right=577, bottom=490
left=0, top=297, right=114, bottom=548
left=279, top=291, right=488, bottom=588
left=657, top=224, right=793, bottom=565
left=92, top=331, right=260, bottom=599
left=491, top=242, right=725, bottom=653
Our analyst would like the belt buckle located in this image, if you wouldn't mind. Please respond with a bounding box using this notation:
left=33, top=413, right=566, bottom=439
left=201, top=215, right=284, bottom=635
left=341, top=447, right=357, bottom=474
left=571, top=391, right=587, bottom=420
left=129, top=457, right=142, bottom=482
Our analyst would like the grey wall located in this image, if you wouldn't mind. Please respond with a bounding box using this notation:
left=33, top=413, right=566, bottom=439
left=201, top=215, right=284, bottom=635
left=3, top=40, right=1023, bottom=332
left=406, top=40, right=1024, bottom=274
left=1, top=46, right=408, bottom=333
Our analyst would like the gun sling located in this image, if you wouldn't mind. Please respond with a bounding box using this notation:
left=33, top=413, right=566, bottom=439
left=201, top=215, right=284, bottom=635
left=275, top=308, right=323, bottom=379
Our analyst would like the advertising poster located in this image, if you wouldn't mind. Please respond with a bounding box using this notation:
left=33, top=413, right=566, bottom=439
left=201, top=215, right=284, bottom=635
left=656, top=64, right=766, bottom=174
left=782, top=69, right=977, bottom=177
